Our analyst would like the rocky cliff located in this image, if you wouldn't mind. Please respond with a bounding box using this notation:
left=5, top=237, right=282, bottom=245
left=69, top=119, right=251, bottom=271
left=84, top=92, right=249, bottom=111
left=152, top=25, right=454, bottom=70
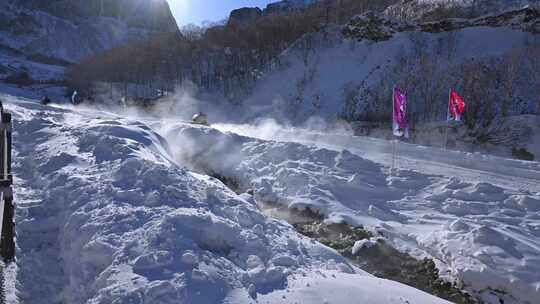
left=343, top=7, right=540, bottom=42
left=228, top=0, right=319, bottom=24
left=384, top=0, right=539, bottom=21
left=265, top=0, right=318, bottom=15
left=228, top=7, right=263, bottom=26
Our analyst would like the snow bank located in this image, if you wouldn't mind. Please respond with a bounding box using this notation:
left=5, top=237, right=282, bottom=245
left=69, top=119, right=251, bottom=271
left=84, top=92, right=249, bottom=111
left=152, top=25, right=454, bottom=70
left=352, top=239, right=379, bottom=255
left=6, top=94, right=451, bottom=304
left=214, top=121, right=540, bottom=192
left=170, top=123, right=540, bottom=304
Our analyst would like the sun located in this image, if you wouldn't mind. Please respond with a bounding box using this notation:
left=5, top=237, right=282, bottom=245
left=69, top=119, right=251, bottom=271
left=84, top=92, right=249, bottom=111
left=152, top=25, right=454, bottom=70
left=167, top=0, right=190, bottom=11
left=167, top=0, right=191, bottom=23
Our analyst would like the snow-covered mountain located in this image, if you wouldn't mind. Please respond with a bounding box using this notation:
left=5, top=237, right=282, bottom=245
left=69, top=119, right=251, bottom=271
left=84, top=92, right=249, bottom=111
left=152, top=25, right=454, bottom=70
left=0, top=0, right=178, bottom=63
left=211, top=7, right=540, bottom=160
left=234, top=8, right=538, bottom=118
left=14, top=0, right=178, bottom=32
left=0, top=0, right=179, bottom=100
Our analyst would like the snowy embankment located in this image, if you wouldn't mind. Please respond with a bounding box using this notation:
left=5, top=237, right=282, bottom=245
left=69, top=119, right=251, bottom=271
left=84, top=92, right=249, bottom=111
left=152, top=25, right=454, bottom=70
left=167, top=122, right=540, bottom=304
left=5, top=94, right=451, bottom=304
left=215, top=121, right=540, bottom=193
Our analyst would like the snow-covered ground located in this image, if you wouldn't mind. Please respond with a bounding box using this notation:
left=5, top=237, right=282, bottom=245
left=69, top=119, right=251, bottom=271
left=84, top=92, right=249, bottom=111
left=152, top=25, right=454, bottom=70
left=4, top=94, right=454, bottom=304
left=214, top=120, right=540, bottom=193
left=168, top=121, right=540, bottom=304
left=347, top=115, right=540, bottom=162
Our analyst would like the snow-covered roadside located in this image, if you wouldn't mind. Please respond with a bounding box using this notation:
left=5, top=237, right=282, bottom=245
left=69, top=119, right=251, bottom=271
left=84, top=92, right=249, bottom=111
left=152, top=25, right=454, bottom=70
left=168, top=123, right=540, bottom=304
left=214, top=121, right=540, bottom=193
left=4, top=94, right=452, bottom=304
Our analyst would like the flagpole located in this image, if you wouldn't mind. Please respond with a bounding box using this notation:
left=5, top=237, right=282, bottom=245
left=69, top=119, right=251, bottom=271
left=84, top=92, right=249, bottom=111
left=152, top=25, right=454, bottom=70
left=444, top=89, right=451, bottom=150
left=392, top=87, right=396, bottom=172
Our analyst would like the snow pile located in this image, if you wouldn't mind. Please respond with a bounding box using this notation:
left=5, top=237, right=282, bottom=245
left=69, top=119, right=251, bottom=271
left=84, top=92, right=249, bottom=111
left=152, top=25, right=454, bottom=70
left=214, top=121, right=540, bottom=191
left=225, top=269, right=450, bottom=304
left=414, top=180, right=540, bottom=303
left=6, top=95, right=451, bottom=304
left=170, top=123, right=540, bottom=304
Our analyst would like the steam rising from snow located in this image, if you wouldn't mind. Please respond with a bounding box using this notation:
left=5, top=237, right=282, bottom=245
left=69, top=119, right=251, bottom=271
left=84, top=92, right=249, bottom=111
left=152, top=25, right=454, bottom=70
left=214, top=117, right=354, bottom=141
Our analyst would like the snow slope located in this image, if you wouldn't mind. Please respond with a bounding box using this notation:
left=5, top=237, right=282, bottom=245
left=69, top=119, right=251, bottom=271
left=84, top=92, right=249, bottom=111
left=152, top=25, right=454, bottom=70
left=235, top=24, right=537, bottom=124
left=5, top=94, right=451, bottom=304
left=0, top=0, right=177, bottom=63
left=194, top=10, right=540, bottom=162
left=166, top=122, right=540, bottom=304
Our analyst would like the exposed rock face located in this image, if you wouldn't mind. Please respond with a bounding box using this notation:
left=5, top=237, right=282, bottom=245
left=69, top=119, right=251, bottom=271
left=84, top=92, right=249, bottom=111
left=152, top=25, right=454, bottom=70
left=265, top=0, right=318, bottom=15
left=475, top=6, right=540, bottom=33
left=228, top=0, right=319, bottom=25
left=228, top=7, right=263, bottom=26
left=342, top=11, right=413, bottom=42
left=343, top=7, right=540, bottom=41
left=384, top=0, right=538, bottom=21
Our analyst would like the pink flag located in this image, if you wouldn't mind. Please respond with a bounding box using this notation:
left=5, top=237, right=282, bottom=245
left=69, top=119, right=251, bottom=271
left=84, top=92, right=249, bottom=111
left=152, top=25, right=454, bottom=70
left=393, top=87, right=409, bottom=138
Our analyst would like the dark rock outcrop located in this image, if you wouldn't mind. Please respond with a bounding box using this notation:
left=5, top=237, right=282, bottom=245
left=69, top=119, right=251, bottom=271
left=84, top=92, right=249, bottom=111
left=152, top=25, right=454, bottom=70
left=343, top=7, right=540, bottom=42
left=228, top=7, right=263, bottom=26
left=384, top=0, right=537, bottom=22
left=342, top=11, right=413, bottom=42
left=265, top=0, right=317, bottom=15
left=228, top=0, right=319, bottom=25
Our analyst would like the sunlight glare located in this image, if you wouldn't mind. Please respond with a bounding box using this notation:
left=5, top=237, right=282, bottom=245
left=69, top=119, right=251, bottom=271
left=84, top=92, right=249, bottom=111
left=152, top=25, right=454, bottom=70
left=168, top=0, right=191, bottom=19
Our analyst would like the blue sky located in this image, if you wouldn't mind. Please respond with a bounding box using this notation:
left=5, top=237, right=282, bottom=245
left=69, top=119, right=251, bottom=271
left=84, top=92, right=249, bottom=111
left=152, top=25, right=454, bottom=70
left=167, top=0, right=276, bottom=27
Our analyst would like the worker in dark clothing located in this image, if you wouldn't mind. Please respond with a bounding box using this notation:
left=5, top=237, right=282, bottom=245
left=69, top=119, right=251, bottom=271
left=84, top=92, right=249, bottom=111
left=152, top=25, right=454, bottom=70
left=192, top=112, right=209, bottom=125
left=40, top=96, right=51, bottom=105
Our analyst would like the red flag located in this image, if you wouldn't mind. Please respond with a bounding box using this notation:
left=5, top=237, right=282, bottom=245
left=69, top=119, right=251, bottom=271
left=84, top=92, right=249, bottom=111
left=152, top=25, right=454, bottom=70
left=448, top=90, right=465, bottom=121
